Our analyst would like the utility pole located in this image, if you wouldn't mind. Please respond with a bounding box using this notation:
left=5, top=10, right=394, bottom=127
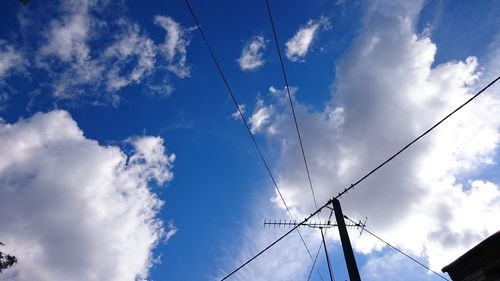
left=264, top=200, right=365, bottom=281
left=331, top=198, right=361, bottom=281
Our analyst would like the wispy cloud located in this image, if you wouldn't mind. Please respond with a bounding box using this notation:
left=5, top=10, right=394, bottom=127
left=38, top=0, right=91, bottom=63
left=0, top=40, right=26, bottom=110
left=0, top=40, right=25, bottom=79
left=231, top=104, right=246, bottom=120
left=238, top=36, right=266, bottom=71
left=15, top=0, right=191, bottom=105
left=154, top=15, right=191, bottom=79
left=103, top=21, right=157, bottom=92
left=361, top=251, right=435, bottom=281
left=215, top=199, right=320, bottom=281
left=33, top=0, right=103, bottom=100
left=249, top=98, right=273, bottom=134
left=285, top=16, right=329, bottom=62
left=0, top=110, right=176, bottom=281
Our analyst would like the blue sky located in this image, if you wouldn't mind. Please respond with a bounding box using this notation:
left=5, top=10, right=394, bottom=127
left=0, top=0, right=499, bottom=281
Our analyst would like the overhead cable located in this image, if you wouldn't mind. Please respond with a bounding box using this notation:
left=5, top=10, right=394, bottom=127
left=182, top=1, right=324, bottom=280
left=308, top=202, right=337, bottom=281
left=335, top=75, right=500, bottom=199
left=220, top=75, right=500, bottom=279
left=344, top=215, right=450, bottom=281
left=265, top=0, right=319, bottom=210
left=307, top=242, right=323, bottom=281
left=320, top=227, right=336, bottom=281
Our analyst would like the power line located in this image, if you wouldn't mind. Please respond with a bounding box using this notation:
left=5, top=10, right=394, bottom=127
left=307, top=242, right=323, bottom=281
left=183, top=0, right=285, bottom=211
left=182, top=0, right=288, bottom=233
left=222, top=200, right=331, bottom=280
left=320, top=227, right=336, bottom=281
left=264, top=208, right=362, bottom=281
left=308, top=204, right=337, bottom=281
left=310, top=205, right=338, bottom=280
left=221, top=217, right=308, bottom=280
left=344, top=215, right=451, bottom=281
left=220, top=75, right=500, bottom=278
left=335, top=75, right=500, bottom=199
left=182, top=1, right=324, bottom=280
left=265, top=2, right=328, bottom=278
left=265, top=0, right=319, bottom=211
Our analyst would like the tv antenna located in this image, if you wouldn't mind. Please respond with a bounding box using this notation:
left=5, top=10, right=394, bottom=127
left=263, top=199, right=365, bottom=281
left=263, top=219, right=364, bottom=230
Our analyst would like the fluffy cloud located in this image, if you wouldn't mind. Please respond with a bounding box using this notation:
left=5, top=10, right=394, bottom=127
left=227, top=0, right=500, bottom=279
left=0, top=110, right=175, bottom=281
left=285, top=17, right=329, bottom=62
left=238, top=36, right=266, bottom=71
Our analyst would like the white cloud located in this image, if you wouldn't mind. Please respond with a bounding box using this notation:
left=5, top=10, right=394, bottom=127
left=126, top=135, right=176, bottom=184
left=21, top=1, right=191, bottom=102
left=38, top=0, right=92, bottom=63
left=34, top=0, right=109, bottom=98
left=228, top=0, right=500, bottom=279
left=231, top=104, right=246, bottom=120
left=249, top=98, right=273, bottom=134
left=268, top=85, right=298, bottom=97
left=51, top=59, right=104, bottom=99
left=0, top=110, right=175, bottom=281
left=0, top=40, right=25, bottom=110
left=154, top=15, right=191, bottom=79
left=0, top=40, right=24, bottom=79
left=103, top=21, right=157, bottom=92
left=362, top=251, right=437, bottom=281
left=285, top=17, right=329, bottom=62
left=164, top=220, right=178, bottom=241
left=238, top=36, right=266, bottom=71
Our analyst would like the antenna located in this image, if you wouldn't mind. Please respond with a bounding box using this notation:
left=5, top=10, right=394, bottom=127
left=263, top=219, right=364, bottom=229
left=356, top=216, right=368, bottom=237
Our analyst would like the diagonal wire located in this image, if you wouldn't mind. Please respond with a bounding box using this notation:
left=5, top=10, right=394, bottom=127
left=265, top=0, right=319, bottom=211
left=266, top=2, right=328, bottom=278
left=320, top=227, right=336, bottom=281
left=307, top=241, right=323, bottom=281
left=219, top=74, right=500, bottom=279
left=182, top=1, right=324, bottom=280
left=221, top=204, right=328, bottom=280
left=334, top=75, right=500, bottom=199
left=344, top=215, right=451, bottom=281
left=307, top=204, right=336, bottom=281
left=265, top=1, right=326, bottom=276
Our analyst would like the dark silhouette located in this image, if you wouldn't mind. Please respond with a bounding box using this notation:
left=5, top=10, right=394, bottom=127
left=0, top=242, right=17, bottom=273
left=19, top=0, right=29, bottom=5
